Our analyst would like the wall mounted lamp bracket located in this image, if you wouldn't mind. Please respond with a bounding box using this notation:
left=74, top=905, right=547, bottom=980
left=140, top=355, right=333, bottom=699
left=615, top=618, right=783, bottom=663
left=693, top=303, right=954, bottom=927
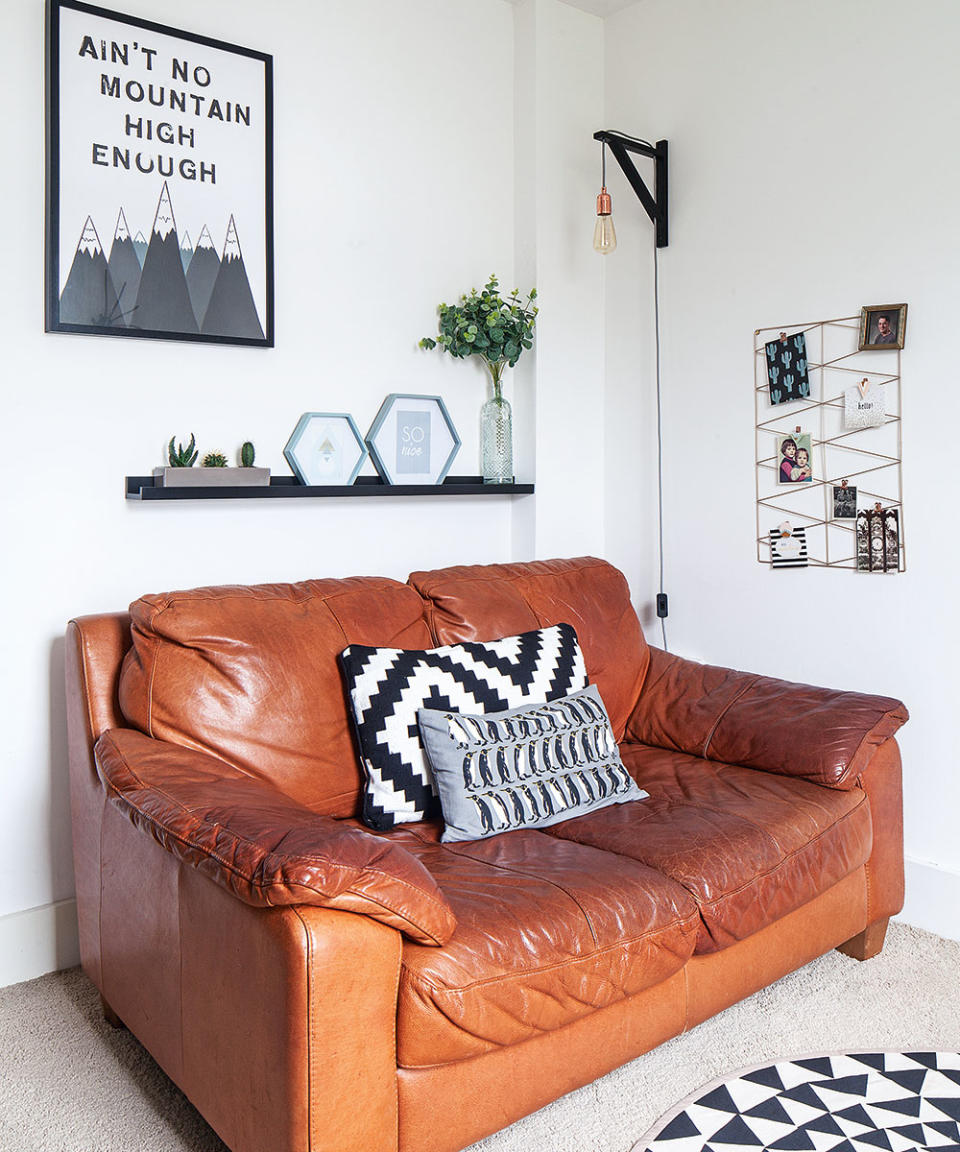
left=593, top=131, right=668, bottom=248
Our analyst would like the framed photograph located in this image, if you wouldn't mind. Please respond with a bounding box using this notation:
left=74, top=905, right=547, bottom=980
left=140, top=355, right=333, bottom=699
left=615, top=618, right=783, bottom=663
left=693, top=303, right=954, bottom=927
left=765, top=331, right=810, bottom=406
left=832, top=484, right=857, bottom=519
left=776, top=432, right=813, bottom=484
left=283, top=414, right=368, bottom=486
left=366, top=394, right=461, bottom=486
left=46, top=0, right=274, bottom=345
left=858, top=304, right=907, bottom=351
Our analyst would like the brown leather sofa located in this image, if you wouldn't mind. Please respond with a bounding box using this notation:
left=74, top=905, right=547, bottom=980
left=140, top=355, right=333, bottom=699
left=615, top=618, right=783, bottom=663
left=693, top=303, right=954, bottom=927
left=65, top=557, right=907, bottom=1152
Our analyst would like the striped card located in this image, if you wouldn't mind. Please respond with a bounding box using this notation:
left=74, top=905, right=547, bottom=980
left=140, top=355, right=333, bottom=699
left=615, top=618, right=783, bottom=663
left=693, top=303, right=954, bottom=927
left=770, top=526, right=808, bottom=569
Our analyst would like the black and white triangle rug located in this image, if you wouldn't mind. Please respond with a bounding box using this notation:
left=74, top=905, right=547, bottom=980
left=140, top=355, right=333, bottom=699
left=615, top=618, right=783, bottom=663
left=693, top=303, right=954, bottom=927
left=632, top=1052, right=960, bottom=1152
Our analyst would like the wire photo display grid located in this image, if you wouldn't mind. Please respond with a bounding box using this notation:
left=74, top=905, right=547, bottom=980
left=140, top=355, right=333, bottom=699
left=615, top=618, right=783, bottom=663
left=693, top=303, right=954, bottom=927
left=754, top=315, right=905, bottom=571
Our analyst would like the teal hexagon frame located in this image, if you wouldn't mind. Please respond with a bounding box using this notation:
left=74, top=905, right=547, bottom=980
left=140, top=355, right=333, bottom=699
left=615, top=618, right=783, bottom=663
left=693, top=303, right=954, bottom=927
left=365, top=394, right=461, bottom=485
left=284, top=412, right=368, bottom=486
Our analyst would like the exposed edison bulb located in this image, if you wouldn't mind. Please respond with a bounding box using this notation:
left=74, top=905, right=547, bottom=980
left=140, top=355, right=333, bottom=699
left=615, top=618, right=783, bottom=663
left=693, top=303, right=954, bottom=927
left=593, top=213, right=617, bottom=254
left=593, top=187, right=616, bottom=254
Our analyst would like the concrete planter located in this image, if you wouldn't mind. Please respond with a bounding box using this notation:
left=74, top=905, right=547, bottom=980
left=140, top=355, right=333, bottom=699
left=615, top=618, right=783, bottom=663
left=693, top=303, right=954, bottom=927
left=154, top=467, right=271, bottom=487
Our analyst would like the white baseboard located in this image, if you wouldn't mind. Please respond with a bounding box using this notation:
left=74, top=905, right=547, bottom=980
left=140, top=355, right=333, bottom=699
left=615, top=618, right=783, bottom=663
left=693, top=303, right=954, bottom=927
left=0, top=898, right=80, bottom=989
left=896, top=855, right=960, bottom=942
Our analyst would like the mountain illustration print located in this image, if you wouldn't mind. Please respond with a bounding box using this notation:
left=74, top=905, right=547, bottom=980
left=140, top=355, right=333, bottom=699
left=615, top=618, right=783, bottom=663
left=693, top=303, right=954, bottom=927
left=58, top=182, right=264, bottom=340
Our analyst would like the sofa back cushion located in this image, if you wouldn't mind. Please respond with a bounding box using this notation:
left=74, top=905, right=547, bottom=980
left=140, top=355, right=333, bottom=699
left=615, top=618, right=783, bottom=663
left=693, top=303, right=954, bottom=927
left=408, top=557, right=649, bottom=742
left=119, top=577, right=433, bottom=815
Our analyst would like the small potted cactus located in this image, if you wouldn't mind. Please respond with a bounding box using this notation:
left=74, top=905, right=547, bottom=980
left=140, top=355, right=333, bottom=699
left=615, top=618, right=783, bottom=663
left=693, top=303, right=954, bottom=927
left=155, top=436, right=270, bottom=488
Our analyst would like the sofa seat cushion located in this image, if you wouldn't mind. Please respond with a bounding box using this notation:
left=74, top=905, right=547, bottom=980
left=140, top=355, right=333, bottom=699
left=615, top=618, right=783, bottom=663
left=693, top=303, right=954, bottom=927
left=387, top=823, right=699, bottom=1067
left=547, top=744, right=872, bottom=955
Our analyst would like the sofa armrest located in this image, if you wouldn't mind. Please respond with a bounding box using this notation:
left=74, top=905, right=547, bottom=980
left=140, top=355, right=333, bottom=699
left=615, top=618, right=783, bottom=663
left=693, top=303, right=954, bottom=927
left=626, top=648, right=908, bottom=789
left=95, top=728, right=457, bottom=945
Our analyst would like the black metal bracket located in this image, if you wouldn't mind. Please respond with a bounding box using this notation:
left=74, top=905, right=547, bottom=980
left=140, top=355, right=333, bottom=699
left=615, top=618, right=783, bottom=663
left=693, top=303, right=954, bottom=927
left=593, top=131, right=668, bottom=248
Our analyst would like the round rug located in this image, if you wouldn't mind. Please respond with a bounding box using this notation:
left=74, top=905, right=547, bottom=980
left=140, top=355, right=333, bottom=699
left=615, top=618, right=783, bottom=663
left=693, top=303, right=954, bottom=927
left=631, top=1052, right=960, bottom=1152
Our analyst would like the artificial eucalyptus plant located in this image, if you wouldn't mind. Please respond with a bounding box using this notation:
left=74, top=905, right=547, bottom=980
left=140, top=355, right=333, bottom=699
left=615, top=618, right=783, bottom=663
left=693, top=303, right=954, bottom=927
left=420, top=276, right=537, bottom=390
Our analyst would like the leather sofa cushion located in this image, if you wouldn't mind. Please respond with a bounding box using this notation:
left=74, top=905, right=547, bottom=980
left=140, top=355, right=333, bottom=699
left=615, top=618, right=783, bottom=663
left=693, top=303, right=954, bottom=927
left=389, top=823, right=699, bottom=1067
left=409, top=557, right=649, bottom=744
left=548, top=744, right=872, bottom=954
left=119, top=578, right=433, bottom=816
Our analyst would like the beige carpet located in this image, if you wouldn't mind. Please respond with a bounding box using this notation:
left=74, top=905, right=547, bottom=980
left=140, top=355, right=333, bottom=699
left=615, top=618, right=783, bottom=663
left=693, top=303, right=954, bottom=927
left=1, top=922, right=958, bottom=1152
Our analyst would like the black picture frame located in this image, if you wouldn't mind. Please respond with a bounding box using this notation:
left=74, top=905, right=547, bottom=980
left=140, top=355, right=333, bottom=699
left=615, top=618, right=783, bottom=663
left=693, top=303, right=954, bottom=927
left=45, top=0, right=274, bottom=346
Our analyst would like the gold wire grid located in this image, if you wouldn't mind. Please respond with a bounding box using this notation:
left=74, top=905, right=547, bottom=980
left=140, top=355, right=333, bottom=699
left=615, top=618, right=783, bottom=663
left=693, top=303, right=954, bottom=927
left=754, top=315, right=905, bottom=571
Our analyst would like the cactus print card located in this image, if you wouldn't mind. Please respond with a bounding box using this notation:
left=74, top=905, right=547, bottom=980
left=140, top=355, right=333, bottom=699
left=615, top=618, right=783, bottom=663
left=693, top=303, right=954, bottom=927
left=765, top=332, right=810, bottom=405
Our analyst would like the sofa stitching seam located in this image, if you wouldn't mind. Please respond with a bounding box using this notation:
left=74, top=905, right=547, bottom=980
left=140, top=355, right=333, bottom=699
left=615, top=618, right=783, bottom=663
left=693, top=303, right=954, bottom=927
left=700, top=675, right=760, bottom=760
left=414, top=560, right=608, bottom=594
left=835, top=710, right=906, bottom=788
left=333, top=888, right=446, bottom=945
left=138, top=580, right=405, bottom=609
left=401, top=908, right=700, bottom=995
left=144, top=612, right=162, bottom=740
left=391, top=927, right=402, bottom=1140
left=414, top=837, right=603, bottom=945
left=77, top=626, right=100, bottom=749
left=291, top=907, right=314, bottom=1152
left=859, top=779, right=875, bottom=922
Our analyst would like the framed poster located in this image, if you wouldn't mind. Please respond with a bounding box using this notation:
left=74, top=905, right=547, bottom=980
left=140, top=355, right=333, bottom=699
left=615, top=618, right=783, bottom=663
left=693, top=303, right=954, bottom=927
left=45, top=0, right=274, bottom=346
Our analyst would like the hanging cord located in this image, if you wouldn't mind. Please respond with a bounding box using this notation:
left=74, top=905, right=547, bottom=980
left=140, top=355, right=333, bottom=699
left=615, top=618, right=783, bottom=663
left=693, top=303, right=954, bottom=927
left=653, top=242, right=668, bottom=652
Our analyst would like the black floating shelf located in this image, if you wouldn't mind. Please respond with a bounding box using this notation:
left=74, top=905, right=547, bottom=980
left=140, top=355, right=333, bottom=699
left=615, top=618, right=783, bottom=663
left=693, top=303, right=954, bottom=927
left=125, top=475, right=535, bottom=501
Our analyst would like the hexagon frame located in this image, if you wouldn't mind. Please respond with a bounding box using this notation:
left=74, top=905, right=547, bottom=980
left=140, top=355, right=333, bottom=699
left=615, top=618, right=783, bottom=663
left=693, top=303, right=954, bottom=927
left=284, top=412, right=368, bottom=486
left=365, top=393, right=461, bottom=486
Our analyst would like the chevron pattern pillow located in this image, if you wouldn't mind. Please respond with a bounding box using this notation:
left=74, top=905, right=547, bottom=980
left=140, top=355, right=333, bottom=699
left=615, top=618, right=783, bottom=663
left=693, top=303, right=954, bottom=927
left=340, top=623, right=587, bottom=830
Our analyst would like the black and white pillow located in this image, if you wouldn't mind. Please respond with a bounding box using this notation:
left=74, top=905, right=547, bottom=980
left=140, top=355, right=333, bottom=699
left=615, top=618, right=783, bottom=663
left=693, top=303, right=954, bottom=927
left=339, top=623, right=587, bottom=830
left=418, top=683, right=647, bottom=843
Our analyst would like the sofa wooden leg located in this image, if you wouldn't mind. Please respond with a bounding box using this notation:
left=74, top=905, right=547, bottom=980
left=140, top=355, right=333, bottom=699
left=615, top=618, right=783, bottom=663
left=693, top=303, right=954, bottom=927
left=837, top=918, right=889, bottom=961
left=100, top=995, right=124, bottom=1029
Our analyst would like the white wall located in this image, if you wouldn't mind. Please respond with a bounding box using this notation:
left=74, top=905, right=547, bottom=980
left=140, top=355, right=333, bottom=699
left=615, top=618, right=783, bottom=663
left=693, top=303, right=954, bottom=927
left=0, top=0, right=605, bottom=982
left=603, top=0, right=960, bottom=936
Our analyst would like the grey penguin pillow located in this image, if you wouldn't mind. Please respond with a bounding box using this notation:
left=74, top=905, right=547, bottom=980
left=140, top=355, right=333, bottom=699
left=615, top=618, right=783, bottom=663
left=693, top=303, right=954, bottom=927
left=417, top=682, right=647, bottom=842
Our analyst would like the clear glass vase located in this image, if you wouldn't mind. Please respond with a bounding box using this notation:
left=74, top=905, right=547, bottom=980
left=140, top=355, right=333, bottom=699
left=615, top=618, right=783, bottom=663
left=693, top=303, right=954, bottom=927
left=481, top=374, right=514, bottom=484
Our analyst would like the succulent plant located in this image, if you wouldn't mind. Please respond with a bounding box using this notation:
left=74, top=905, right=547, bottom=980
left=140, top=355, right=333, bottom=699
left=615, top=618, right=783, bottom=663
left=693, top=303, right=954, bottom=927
left=168, top=434, right=198, bottom=467
left=240, top=441, right=256, bottom=467
left=201, top=451, right=229, bottom=468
